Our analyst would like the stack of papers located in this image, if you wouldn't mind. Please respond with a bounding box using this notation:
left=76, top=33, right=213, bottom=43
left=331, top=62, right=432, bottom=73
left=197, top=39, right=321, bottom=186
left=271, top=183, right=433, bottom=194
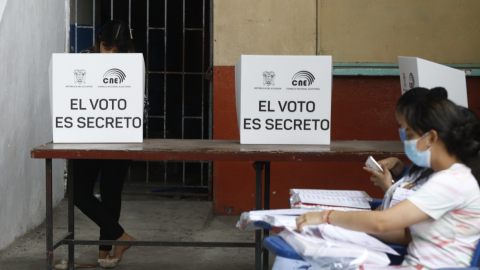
left=236, top=209, right=319, bottom=231
left=290, top=189, right=372, bottom=210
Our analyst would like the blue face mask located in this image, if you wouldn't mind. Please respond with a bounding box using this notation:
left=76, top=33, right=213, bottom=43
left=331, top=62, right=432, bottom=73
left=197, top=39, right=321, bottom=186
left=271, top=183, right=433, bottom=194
left=398, top=128, right=407, bottom=143
left=404, top=132, right=431, bottom=168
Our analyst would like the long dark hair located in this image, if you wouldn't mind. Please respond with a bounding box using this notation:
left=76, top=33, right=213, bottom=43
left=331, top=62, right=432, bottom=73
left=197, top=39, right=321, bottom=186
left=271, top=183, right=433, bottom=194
left=94, top=20, right=135, bottom=53
left=403, top=88, right=480, bottom=183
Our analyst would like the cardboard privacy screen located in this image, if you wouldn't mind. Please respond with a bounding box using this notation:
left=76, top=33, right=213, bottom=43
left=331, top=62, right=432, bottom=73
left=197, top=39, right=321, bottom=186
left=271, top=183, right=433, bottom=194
left=398, top=56, right=468, bottom=107
left=49, top=53, right=145, bottom=143
left=235, top=55, right=332, bottom=145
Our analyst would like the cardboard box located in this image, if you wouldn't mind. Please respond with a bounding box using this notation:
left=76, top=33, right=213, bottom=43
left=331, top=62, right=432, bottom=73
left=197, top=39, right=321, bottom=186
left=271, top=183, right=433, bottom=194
left=398, top=56, right=468, bottom=107
left=49, top=53, right=145, bottom=143
left=235, top=55, right=332, bottom=145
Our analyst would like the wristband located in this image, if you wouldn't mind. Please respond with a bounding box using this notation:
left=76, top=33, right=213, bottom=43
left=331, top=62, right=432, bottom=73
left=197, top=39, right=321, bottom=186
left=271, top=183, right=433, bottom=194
left=389, top=170, right=395, bottom=183
left=326, top=210, right=334, bottom=225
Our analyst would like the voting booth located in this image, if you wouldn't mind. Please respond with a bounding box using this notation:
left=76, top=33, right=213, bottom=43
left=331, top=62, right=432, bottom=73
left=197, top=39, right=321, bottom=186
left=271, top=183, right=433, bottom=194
left=235, top=55, right=332, bottom=145
left=398, top=56, right=468, bottom=107
left=49, top=54, right=145, bottom=143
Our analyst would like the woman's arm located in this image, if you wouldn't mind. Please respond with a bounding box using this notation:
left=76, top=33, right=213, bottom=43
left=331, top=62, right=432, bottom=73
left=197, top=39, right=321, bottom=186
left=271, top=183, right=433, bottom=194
left=296, top=199, right=430, bottom=234
left=369, top=228, right=412, bottom=246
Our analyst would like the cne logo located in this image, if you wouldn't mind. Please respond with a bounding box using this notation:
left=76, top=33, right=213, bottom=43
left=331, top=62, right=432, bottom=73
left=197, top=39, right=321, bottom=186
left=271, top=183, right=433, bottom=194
left=74, top=69, right=87, bottom=84
left=292, top=71, right=315, bottom=86
left=103, top=68, right=126, bottom=84
left=408, top=73, right=415, bottom=89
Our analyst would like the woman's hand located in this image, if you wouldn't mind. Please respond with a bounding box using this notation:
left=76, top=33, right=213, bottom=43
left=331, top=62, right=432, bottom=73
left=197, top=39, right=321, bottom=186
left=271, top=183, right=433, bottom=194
left=296, top=211, right=326, bottom=232
left=378, top=157, right=404, bottom=176
left=363, top=163, right=393, bottom=192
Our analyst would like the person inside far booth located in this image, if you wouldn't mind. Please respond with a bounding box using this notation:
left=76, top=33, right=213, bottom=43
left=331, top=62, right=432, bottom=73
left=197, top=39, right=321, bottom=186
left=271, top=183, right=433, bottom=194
left=80, top=20, right=135, bottom=54
left=67, top=20, right=147, bottom=269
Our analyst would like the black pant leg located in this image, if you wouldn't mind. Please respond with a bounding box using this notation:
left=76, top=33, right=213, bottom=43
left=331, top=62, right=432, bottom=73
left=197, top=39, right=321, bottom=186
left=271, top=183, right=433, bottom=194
left=98, top=160, right=131, bottom=251
left=73, top=159, right=125, bottom=251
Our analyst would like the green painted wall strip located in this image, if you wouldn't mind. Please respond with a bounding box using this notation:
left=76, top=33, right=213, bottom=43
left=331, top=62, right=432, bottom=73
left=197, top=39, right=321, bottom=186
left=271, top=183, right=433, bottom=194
left=333, top=63, right=480, bottom=76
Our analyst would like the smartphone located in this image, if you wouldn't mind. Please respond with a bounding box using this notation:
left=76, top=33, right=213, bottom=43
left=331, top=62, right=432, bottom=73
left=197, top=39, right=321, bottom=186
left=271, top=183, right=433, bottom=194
left=365, top=156, right=384, bottom=173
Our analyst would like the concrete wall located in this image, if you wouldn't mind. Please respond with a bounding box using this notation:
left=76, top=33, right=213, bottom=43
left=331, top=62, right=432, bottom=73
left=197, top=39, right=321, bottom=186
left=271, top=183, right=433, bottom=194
left=213, top=0, right=316, bottom=66
left=0, top=0, right=66, bottom=250
left=0, top=0, right=7, bottom=24
left=318, top=0, right=480, bottom=63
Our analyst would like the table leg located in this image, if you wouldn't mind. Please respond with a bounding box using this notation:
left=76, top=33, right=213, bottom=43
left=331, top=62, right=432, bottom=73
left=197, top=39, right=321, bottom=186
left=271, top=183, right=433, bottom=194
left=46, top=159, right=54, bottom=270
left=253, top=162, right=265, bottom=270
left=67, top=160, right=75, bottom=270
left=263, top=162, right=270, bottom=270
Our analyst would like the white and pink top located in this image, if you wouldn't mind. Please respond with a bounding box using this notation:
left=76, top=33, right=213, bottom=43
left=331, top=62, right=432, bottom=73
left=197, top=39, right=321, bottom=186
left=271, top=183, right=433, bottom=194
left=403, top=163, right=480, bottom=269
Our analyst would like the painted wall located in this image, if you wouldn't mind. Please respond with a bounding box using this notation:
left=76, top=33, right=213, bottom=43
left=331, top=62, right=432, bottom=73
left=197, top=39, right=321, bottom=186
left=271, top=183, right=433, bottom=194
left=318, top=0, right=480, bottom=63
left=213, top=0, right=316, bottom=66
left=0, top=0, right=66, bottom=250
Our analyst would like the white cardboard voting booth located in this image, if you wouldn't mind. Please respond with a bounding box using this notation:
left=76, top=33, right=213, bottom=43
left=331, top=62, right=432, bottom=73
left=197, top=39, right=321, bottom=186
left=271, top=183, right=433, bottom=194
left=398, top=56, right=468, bottom=107
left=235, top=55, right=332, bottom=145
left=49, top=54, right=145, bottom=143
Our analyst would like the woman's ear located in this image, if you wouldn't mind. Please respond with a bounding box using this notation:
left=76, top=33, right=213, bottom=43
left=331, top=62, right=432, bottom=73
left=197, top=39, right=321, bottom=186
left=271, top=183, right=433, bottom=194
left=428, top=130, right=438, bottom=147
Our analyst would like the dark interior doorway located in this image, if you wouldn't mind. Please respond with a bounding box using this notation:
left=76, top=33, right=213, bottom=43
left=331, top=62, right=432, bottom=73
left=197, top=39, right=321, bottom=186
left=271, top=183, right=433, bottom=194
left=72, top=0, right=212, bottom=197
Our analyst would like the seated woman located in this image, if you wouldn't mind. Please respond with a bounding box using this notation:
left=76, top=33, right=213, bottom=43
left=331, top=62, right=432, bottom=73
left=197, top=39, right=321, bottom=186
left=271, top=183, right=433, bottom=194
left=273, top=87, right=438, bottom=270
left=296, top=91, right=480, bottom=269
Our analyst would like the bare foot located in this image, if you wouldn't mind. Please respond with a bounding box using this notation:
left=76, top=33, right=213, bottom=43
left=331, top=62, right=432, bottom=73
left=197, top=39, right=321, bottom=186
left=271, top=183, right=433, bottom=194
left=112, top=232, right=134, bottom=262
left=99, top=250, right=110, bottom=260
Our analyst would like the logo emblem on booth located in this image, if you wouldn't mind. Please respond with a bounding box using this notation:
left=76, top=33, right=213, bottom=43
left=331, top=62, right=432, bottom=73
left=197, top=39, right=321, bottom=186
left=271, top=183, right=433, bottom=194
left=103, top=68, right=126, bottom=84
left=409, top=73, right=415, bottom=89
left=262, top=71, right=275, bottom=86
left=292, top=71, right=315, bottom=86
left=74, top=69, right=86, bottom=84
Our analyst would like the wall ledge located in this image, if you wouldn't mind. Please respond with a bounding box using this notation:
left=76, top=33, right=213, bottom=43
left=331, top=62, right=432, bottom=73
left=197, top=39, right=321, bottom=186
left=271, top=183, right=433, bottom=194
left=333, top=63, right=480, bottom=76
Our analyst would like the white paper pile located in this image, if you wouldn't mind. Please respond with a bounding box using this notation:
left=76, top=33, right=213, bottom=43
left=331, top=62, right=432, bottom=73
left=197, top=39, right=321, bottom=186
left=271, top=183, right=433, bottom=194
left=236, top=208, right=319, bottom=231
left=290, top=189, right=372, bottom=210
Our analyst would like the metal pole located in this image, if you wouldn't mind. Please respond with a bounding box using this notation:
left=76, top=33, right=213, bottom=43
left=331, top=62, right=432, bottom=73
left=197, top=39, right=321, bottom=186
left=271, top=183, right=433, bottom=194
left=253, top=162, right=264, bottom=270
left=146, top=0, right=150, bottom=184
left=65, top=0, right=70, bottom=53
left=92, top=0, right=95, bottom=45
left=163, top=0, right=168, bottom=185
left=75, top=0, right=77, bottom=53
left=263, top=162, right=271, bottom=270
left=208, top=0, right=214, bottom=200
left=46, top=159, right=54, bottom=270
left=67, top=160, right=75, bottom=270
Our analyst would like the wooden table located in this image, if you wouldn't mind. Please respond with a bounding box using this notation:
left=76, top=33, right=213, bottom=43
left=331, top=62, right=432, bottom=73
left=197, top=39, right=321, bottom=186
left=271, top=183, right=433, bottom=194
left=31, top=139, right=406, bottom=270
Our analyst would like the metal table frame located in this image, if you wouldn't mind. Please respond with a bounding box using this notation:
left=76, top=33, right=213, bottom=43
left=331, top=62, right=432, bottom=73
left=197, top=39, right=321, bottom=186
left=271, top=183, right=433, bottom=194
left=32, top=139, right=406, bottom=270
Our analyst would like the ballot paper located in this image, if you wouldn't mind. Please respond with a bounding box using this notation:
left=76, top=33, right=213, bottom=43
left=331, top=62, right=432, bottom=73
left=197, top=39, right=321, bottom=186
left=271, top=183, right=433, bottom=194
left=279, top=229, right=391, bottom=268
left=319, top=225, right=398, bottom=255
left=290, top=189, right=372, bottom=200
left=360, top=265, right=422, bottom=270
left=236, top=209, right=322, bottom=231
left=237, top=207, right=371, bottom=231
left=265, top=216, right=398, bottom=256
left=292, top=193, right=372, bottom=209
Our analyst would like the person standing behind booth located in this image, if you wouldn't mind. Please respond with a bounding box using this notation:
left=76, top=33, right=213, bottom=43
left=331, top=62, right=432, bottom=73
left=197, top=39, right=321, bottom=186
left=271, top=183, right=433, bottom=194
left=296, top=91, right=480, bottom=269
left=71, top=20, right=147, bottom=268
